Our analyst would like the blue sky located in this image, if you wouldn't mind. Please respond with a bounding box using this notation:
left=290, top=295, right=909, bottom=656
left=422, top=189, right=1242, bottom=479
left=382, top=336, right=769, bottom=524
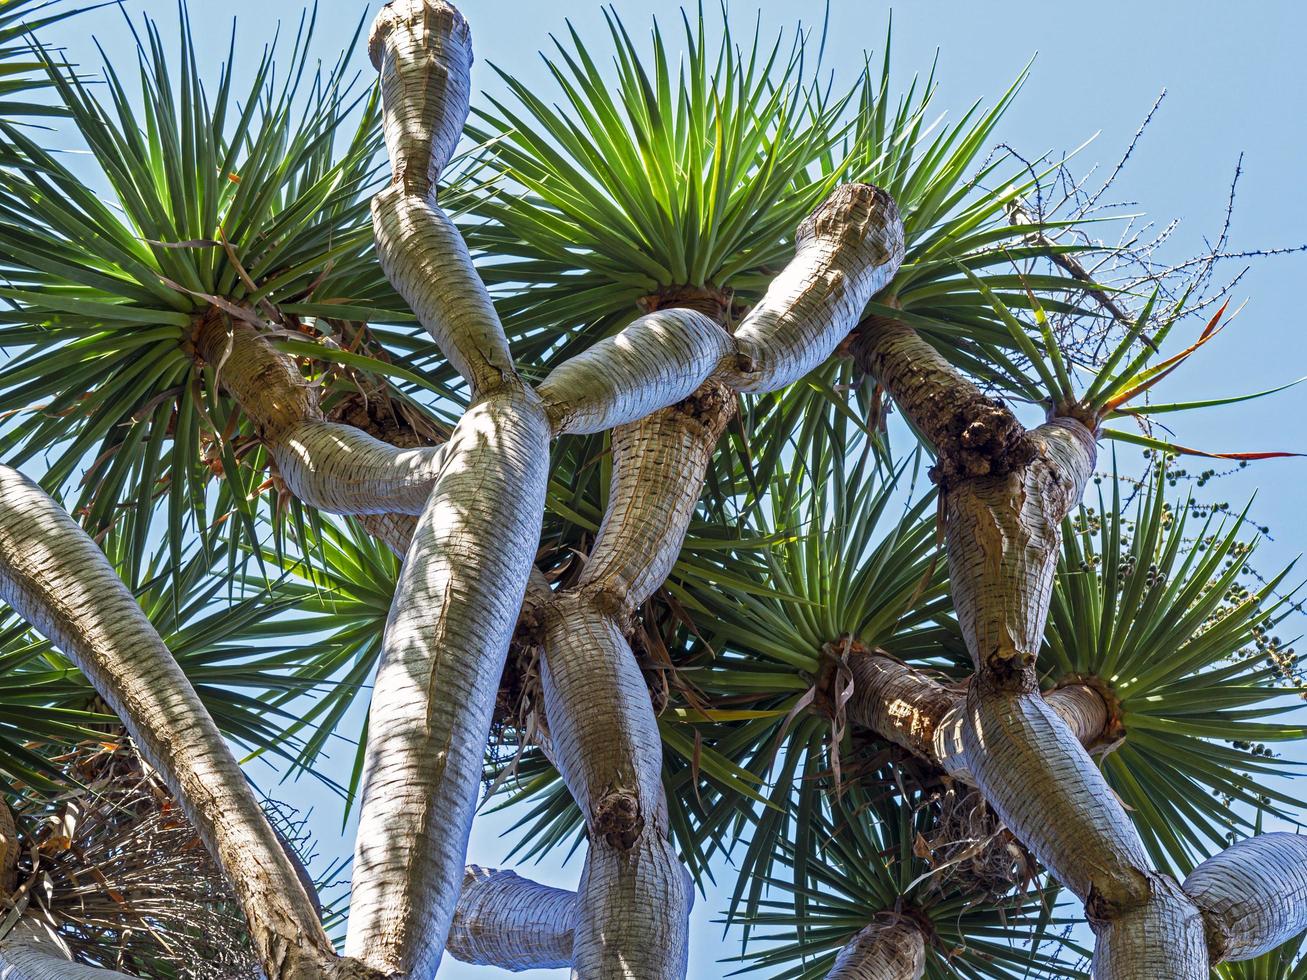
left=29, top=1, right=1307, bottom=977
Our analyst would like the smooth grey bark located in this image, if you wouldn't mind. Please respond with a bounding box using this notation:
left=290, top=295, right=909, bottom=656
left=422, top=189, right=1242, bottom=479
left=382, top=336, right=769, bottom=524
left=0, top=467, right=351, bottom=980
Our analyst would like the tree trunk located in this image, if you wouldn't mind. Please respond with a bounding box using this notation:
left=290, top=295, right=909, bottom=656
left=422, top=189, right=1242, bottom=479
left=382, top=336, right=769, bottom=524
left=345, top=6, right=559, bottom=975
left=539, top=389, right=732, bottom=978
left=826, top=919, right=926, bottom=980
left=850, top=317, right=1216, bottom=978
left=346, top=384, right=550, bottom=978
left=0, top=467, right=350, bottom=980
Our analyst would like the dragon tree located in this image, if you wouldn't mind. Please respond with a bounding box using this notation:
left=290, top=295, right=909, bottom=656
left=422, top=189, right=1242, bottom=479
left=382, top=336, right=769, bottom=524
left=1, top=0, right=1305, bottom=978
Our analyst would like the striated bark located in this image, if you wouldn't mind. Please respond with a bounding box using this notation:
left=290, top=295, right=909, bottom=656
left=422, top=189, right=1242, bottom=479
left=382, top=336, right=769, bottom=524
left=445, top=866, right=576, bottom=972
left=850, top=317, right=1032, bottom=489
left=1183, top=833, right=1307, bottom=962
left=369, top=1, right=512, bottom=395
left=192, top=312, right=445, bottom=518
left=725, top=184, right=905, bottom=394
left=0, top=467, right=355, bottom=980
left=0, top=922, right=139, bottom=980
left=826, top=919, right=926, bottom=980
left=538, top=308, right=734, bottom=435
left=539, top=389, right=732, bottom=978
left=942, top=419, right=1097, bottom=681
left=355, top=512, right=419, bottom=558
left=1, top=799, right=17, bottom=896
left=346, top=385, right=550, bottom=978
left=852, top=310, right=1217, bottom=978
left=348, top=5, right=555, bottom=976
left=1088, top=872, right=1209, bottom=979
left=845, top=648, right=1109, bottom=782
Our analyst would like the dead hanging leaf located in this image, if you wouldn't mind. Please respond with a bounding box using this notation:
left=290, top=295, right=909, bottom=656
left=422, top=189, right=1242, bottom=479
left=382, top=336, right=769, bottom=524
left=913, top=832, right=933, bottom=862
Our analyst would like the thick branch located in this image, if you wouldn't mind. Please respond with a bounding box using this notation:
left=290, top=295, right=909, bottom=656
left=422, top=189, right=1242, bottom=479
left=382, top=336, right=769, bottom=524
left=538, top=183, right=906, bottom=438
left=355, top=512, right=419, bottom=558
left=538, top=308, right=734, bottom=435
left=369, top=1, right=514, bottom=394
left=944, top=419, right=1097, bottom=682
left=846, top=648, right=1110, bottom=782
left=193, top=312, right=445, bottom=517
left=849, top=302, right=1213, bottom=978
left=0, top=467, right=345, bottom=980
left=850, top=317, right=1033, bottom=487
left=1183, top=832, right=1307, bottom=963
left=538, top=388, right=732, bottom=977
left=826, top=919, right=926, bottom=980
left=725, top=184, right=905, bottom=394
left=346, top=385, right=550, bottom=978
left=445, top=866, right=576, bottom=971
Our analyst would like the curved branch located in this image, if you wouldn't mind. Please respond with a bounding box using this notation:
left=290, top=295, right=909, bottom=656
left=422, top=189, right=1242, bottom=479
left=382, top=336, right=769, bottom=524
left=1183, top=833, right=1307, bottom=963
left=369, top=1, right=514, bottom=394
left=193, top=313, right=445, bottom=518
left=850, top=317, right=1031, bottom=488
left=538, top=183, right=907, bottom=432
left=538, top=388, right=732, bottom=977
left=0, top=467, right=349, bottom=980
left=725, top=184, right=905, bottom=394
left=845, top=648, right=1109, bottom=783
left=538, top=308, right=734, bottom=435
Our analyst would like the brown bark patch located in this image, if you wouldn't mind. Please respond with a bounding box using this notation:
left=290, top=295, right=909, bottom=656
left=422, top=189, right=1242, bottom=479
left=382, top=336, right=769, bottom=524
left=667, top=378, right=736, bottom=439
left=849, top=316, right=1036, bottom=490
left=638, top=283, right=737, bottom=325
left=594, top=789, right=645, bottom=850
left=1085, top=866, right=1156, bottom=925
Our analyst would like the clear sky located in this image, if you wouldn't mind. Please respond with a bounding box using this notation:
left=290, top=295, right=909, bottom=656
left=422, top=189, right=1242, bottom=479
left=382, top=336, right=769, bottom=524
left=30, top=1, right=1307, bottom=977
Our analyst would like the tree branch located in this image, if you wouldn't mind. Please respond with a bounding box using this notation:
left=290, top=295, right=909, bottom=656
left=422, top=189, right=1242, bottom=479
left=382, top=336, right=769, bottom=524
left=347, top=5, right=550, bottom=975
left=1183, top=833, right=1307, bottom=963
left=192, top=311, right=446, bottom=518
left=0, top=467, right=354, bottom=980
left=445, top=866, right=575, bottom=972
